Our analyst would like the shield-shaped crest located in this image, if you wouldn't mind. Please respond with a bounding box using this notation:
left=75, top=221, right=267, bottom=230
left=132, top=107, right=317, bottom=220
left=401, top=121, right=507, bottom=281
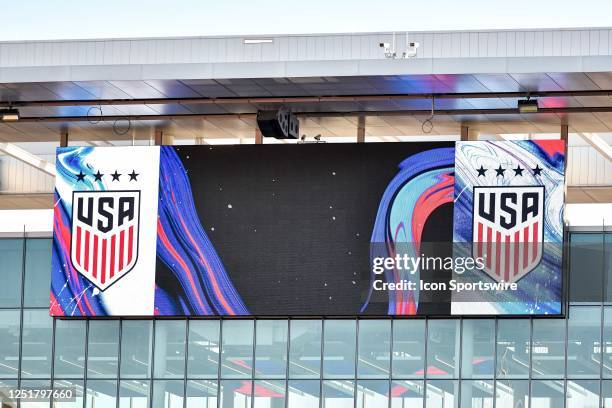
left=472, top=186, right=544, bottom=283
left=71, top=190, right=140, bottom=291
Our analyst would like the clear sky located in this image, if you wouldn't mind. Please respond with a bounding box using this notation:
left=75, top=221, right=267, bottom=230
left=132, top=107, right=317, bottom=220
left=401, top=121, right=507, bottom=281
left=2, top=0, right=612, bottom=41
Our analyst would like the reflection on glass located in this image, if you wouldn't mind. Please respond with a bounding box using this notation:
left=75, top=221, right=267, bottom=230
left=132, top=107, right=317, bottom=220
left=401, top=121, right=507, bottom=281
left=567, top=306, right=602, bottom=378
left=289, top=320, right=321, bottom=379
left=288, top=380, right=319, bottom=408
left=253, top=380, right=285, bottom=408
left=357, top=380, right=389, bottom=408
left=532, top=319, right=565, bottom=378
left=495, top=380, right=528, bottom=408
left=54, top=320, right=86, bottom=378
left=425, top=380, right=457, bottom=408
left=603, top=380, right=612, bottom=408
left=461, top=320, right=494, bottom=379
left=219, top=380, right=252, bottom=408
left=604, top=308, right=612, bottom=378
left=221, top=320, right=254, bottom=379
left=323, top=320, right=356, bottom=379
left=87, top=321, right=119, bottom=378
left=530, top=380, right=564, bottom=408
left=391, top=380, right=424, bottom=408
left=460, top=380, right=493, bottom=408
left=566, top=379, right=599, bottom=408
left=152, top=380, right=184, bottom=408
left=120, top=320, right=153, bottom=378
left=255, top=320, right=288, bottom=379
left=21, top=310, right=53, bottom=378
left=426, top=320, right=459, bottom=378
left=85, top=380, right=117, bottom=408
left=0, top=310, right=20, bottom=378
left=0, top=239, right=23, bottom=307
left=322, top=380, right=354, bottom=408
left=119, top=380, right=149, bottom=408
left=187, top=320, right=220, bottom=379
left=53, top=380, right=84, bottom=408
left=20, top=379, right=50, bottom=408
left=0, top=379, right=18, bottom=408
left=153, top=321, right=186, bottom=379
left=393, top=320, right=425, bottom=379
left=23, top=239, right=52, bottom=307
left=496, top=319, right=530, bottom=379
left=186, top=380, right=217, bottom=408
left=358, top=320, right=390, bottom=379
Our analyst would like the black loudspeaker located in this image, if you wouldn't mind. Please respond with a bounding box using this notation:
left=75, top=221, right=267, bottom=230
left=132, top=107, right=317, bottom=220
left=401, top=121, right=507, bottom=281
left=257, top=109, right=299, bottom=139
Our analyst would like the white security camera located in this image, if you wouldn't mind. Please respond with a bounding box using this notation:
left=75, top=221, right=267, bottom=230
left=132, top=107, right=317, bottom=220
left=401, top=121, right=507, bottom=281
left=379, top=42, right=390, bottom=49
left=405, top=41, right=420, bottom=57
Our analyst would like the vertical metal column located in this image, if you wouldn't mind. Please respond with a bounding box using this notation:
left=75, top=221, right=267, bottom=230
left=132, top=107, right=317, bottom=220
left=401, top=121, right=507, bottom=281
left=357, top=116, right=366, bottom=143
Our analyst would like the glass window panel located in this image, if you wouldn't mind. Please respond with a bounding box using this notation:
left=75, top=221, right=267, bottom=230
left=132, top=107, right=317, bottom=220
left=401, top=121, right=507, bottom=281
left=253, top=380, right=285, bottom=408
left=85, top=380, right=117, bottom=408
left=531, top=319, right=566, bottom=378
left=0, top=239, right=23, bottom=307
left=461, top=320, right=494, bottom=379
left=323, top=320, right=356, bottom=379
left=187, top=320, right=219, bottom=379
left=53, top=379, right=84, bottom=408
left=289, top=320, right=321, bottom=379
left=392, top=320, right=425, bottom=379
left=20, top=379, right=50, bottom=408
left=322, top=380, right=354, bottom=408
left=566, top=379, right=599, bottom=408
left=530, top=380, right=565, bottom=408
left=120, top=321, right=153, bottom=378
left=21, top=310, right=53, bottom=378
left=425, top=380, right=457, bottom=408
left=603, top=380, right=612, bottom=408
left=357, top=320, right=390, bottom=379
left=186, top=380, right=217, bottom=408
left=219, top=380, right=252, bottom=408
left=23, top=239, right=52, bottom=307
left=460, top=380, right=494, bottom=408
left=152, top=380, right=184, bottom=408
left=496, top=319, right=530, bottom=379
left=288, top=380, right=319, bottom=408
left=54, top=320, right=86, bottom=378
left=255, top=320, right=288, bottom=379
left=605, top=307, right=612, bottom=378
left=426, top=320, right=459, bottom=378
left=221, top=320, right=254, bottom=379
left=567, top=306, right=602, bottom=378
left=570, top=234, right=604, bottom=304
left=87, top=321, right=119, bottom=378
left=119, top=380, right=149, bottom=408
left=495, top=380, right=529, bottom=408
left=390, top=380, right=424, bottom=408
left=0, top=379, right=18, bottom=408
left=357, top=380, right=389, bottom=408
left=154, top=321, right=186, bottom=379
left=0, top=310, right=20, bottom=378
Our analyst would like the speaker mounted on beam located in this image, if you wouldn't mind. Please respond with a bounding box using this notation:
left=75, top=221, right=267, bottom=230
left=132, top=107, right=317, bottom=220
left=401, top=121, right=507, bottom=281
left=256, top=108, right=299, bottom=139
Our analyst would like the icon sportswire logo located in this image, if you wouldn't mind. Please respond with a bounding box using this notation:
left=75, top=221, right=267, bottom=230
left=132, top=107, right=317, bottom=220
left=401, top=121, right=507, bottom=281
left=472, top=186, right=544, bottom=283
left=70, top=190, right=141, bottom=291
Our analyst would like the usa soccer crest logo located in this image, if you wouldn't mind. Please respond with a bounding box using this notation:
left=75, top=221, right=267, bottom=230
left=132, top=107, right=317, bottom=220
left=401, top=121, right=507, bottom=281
left=70, top=190, right=140, bottom=291
left=473, top=186, right=544, bottom=283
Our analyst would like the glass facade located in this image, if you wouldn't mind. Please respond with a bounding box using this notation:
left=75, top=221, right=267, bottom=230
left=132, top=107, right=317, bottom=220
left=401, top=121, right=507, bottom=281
left=0, top=233, right=611, bottom=407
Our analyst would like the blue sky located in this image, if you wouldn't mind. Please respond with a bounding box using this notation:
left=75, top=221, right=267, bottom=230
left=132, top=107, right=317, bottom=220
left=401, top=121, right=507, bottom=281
left=2, top=0, right=612, bottom=41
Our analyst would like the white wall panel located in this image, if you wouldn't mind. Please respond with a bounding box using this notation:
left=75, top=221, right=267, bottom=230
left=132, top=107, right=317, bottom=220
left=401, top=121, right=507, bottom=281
left=0, top=29, right=611, bottom=71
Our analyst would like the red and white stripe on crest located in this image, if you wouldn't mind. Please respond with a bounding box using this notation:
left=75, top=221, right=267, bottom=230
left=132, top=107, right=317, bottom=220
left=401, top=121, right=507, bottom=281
left=73, top=225, right=135, bottom=286
left=474, top=221, right=541, bottom=283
